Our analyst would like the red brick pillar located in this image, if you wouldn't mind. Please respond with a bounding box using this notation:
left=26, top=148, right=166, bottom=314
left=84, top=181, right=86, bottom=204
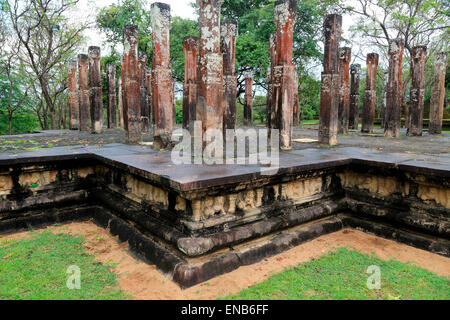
left=361, top=53, right=379, bottom=133
left=267, top=33, right=277, bottom=129
left=123, top=25, right=141, bottom=143
left=407, top=46, right=427, bottom=136
left=106, top=64, right=117, bottom=129
left=272, top=0, right=297, bottom=150
left=338, top=47, right=351, bottom=134
left=88, top=46, right=103, bottom=134
left=68, top=59, right=79, bottom=130
left=348, top=64, right=361, bottom=130
left=244, top=72, right=253, bottom=126
left=138, top=52, right=150, bottom=133
left=429, top=52, right=448, bottom=135
left=384, top=38, right=404, bottom=138
left=182, top=36, right=199, bottom=130
left=318, top=14, right=342, bottom=145
left=78, top=54, right=90, bottom=132
left=197, top=0, right=223, bottom=138
left=150, top=3, right=174, bottom=149
left=221, top=18, right=238, bottom=130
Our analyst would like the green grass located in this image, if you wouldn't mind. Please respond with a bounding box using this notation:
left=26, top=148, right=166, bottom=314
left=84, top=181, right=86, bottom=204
left=221, top=247, right=450, bottom=300
left=0, top=231, right=131, bottom=300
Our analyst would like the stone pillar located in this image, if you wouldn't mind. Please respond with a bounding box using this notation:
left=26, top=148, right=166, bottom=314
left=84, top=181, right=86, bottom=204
left=197, top=0, right=223, bottom=138
left=68, top=59, right=79, bottom=130
left=106, top=64, right=117, bottom=129
left=267, top=34, right=277, bottom=129
left=88, top=46, right=103, bottom=134
left=361, top=53, right=379, bottom=133
left=139, top=52, right=150, bottom=133
left=407, top=46, right=427, bottom=136
left=272, top=0, right=297, bottom=150
left=182, top=35, right=199, bottom=130
left=318, top=14, right=342, bottom=145
left=150, top=3, right=173, bottom=149
left=429, top=52, right=448, bottom=135
left=338, top=47, right=351, bottom=134
left=118, top=75, right=124, bottom=128
left=145, top=66, right=152, bottom=127
left=123, top=25, right=141, bottom=143
left=293, top=70, right=300, bottom=125
left=78, top=54, right=90, bottom=132
left=384, top=38, right=404, bottom=138
left=221, top=18, right=238, bottom=130
left=244, top=72, right=253, bottom=126
left=348, top=64, right=361, bottom=130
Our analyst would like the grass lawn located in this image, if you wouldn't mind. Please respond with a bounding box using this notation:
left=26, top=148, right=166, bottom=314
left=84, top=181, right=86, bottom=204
left=0, top=231, right=130, bottom=300
left=221, top=247, right=450, bottom=300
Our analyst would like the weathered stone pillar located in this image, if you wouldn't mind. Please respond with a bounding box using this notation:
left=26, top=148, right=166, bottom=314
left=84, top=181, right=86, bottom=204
left=183, top=35, right=199, bottom=130
left=384, top=38, right=404, bottom=138
left=123, top=25, right=141, bottom=143
left=68, top=60, right=79, bottom=130
left=150, top=3, right=173, bottom=149
left=139, top=52, right=150, bottom=133
left=338, top=47, right=351, bottom=134
left=221, top=18, right=238, bottom=130
left=348, top=64, right=361, bottom=130
left=429, top=52, right=448, bottom=135
left=272, top=0, right=297, bottom=149
left=197, top=0, right=223, bottom=138
left=244, top=72, right=253, bottom=126
left=293, top=70, right=300, bottom=125
left=318, top=14, right=342, bottom=145
left=361, top=53, right=379, bottom=133
left=407, top=46, right=427, bottom=136
left=78, top=54, right=90, bottom=132
left=106, top=64, right=117, bottom=129
left=145, top=66, right=152, bottom=127
left=267, top=33, right=276, bottom=129
left=88, top=46, right=103, bottom=134
left=118, top=74, right=124, bottom=128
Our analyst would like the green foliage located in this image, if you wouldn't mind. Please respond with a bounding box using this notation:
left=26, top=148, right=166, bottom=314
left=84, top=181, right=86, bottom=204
left=0, top=110, right=40, bottom=135
left=175, top=98, right=183, bottom=124
left=298, top=74, right=321, bottom=120
left=0, top=231, right=130, bottom=299
left=221, top=247, right=450, bottom=300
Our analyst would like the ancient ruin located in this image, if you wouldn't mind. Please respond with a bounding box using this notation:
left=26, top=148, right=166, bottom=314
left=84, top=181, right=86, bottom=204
left=106, top=64, right=117, bottom=129
left=338, top=47, right=351, bottom=134
left=122, top=25, right=141, bottom=143
left=197, top=0, right=224, bottom=138
left=182, top=36, right=199, bottom=130
left=348, top=64, right=361, bottom=130
left=384, top=38, right=404, bottom=138
left=139, top=52, right=150, bottom=133
left=151, top=2, right=174, bottom=148
left=67, top=60, right=79, bottom=130
left=221, top=18, right=238, bottom=130
left=78, top=54, right=90, bottom=132
left=267, top=33, right=277, bottom=130
left=429, top=52, right=449, bottom=135
left=88, top=46, right=104, bottom=134
left=407, top=46, right=427, bottom=136
left=271, top=0, right=297, bottom=149
left=244, top=72, right=253, bottom=126
left=318, top=14, right=342, bottom=145
left=361, top=53, right=379, bottom=134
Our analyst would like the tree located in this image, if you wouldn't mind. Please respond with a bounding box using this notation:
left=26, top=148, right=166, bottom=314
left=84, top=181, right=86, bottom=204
left=7, top=0, right=88, bottom=129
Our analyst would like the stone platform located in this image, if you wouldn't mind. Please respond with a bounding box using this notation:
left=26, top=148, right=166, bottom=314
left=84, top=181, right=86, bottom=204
left=0, top=131, right=449, bottom=288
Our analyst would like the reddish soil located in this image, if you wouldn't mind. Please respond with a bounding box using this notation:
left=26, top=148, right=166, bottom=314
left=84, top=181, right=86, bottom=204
left=1, top=221, right=449, bottom=300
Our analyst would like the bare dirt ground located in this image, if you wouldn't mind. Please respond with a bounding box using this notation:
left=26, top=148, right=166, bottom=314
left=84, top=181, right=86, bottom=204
left=1, top=221, right=449, bottom=300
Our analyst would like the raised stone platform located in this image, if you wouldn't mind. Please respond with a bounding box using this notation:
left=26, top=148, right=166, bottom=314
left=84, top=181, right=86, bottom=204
left=0, top=133, right=449, bottom=288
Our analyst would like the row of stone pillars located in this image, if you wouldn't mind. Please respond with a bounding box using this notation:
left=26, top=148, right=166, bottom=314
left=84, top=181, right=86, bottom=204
left=318, top=14, right=448, bottom=145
